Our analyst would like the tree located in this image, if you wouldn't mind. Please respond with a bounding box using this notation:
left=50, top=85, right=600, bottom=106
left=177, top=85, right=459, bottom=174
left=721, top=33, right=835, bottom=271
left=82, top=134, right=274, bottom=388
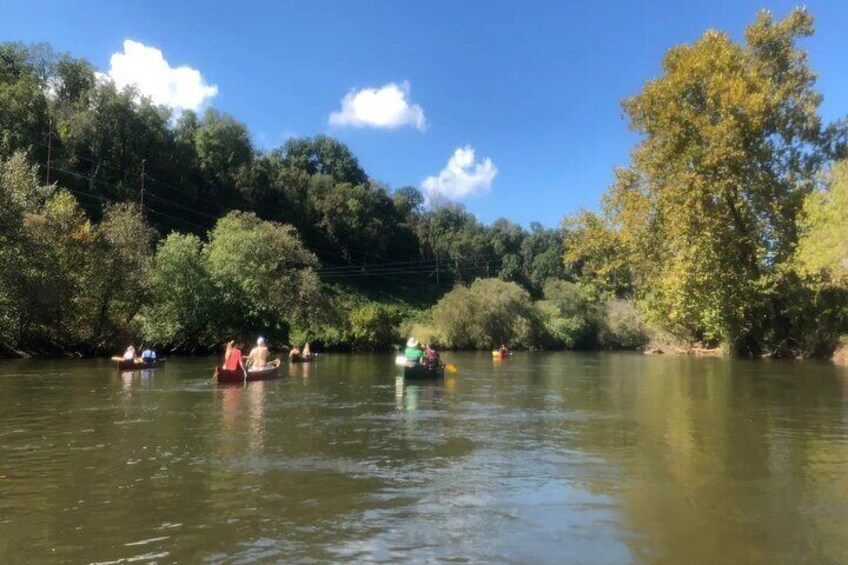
left=194, top=109, right=252, bottom=185
left=0, top=64, right=49, bottom=160
left=85, top=203, right=154, bottom=345
left=392, top=186, right=424, bottom=220
left=20, top=190, right=97, bottom=349
left=203, top=211, right=320, bottom=341
left=144, top=233, right=219, bottom=348
left=57, top=81, right=177, bottom=221
left=795, top=161, right=848, bottom=282
left=0, top=152, right=51, bottom=347
left=537, top=280, right=599, bottom=349
left=53, top=54, right=96, bottom=108
left=279, top=135, right=367, bottom=186
left=520, top=222, right=566, bottom=295
left=604, top=9, right=834, bottom=355
left=563, top=209, right=632, bottom=297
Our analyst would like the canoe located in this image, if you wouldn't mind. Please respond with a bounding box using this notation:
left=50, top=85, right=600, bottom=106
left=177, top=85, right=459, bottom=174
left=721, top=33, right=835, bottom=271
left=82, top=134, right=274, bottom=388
left=403, top=363, right=445, bottom=380
left=117, top=359, right=165, bottom=371
left=213, top=365, right=280, bottom=383
left=492, top=351, right=509, bottom=361
left=290, top=353, right=314, bottom=363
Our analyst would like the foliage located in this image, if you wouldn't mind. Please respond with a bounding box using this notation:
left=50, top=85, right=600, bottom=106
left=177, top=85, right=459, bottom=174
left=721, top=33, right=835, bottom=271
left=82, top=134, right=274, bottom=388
left=597, top=299, right=650, bottom=349
left=84, top=202, right=154, bottom=345
left=795, top=161, right=848, bottom=282
left=0, top=154, right=47, bottom=346
left=345, top=303, right=406, bottom=351
left=143, top=233, right=219, bottom=348
left=430, top=278, right=541, bottom=349
left=600, top=9, right=837, bottom=356
left=280, top=135, right=368, bottom=186
left=288, top=286, right=411, bottom=351
left=536, top=280, right=599, bottom=349
left=0, top=23, right=844, bottom=358
left=563, top=210, right=632, bottom=297
left=202, top=211, right=320, bottom=342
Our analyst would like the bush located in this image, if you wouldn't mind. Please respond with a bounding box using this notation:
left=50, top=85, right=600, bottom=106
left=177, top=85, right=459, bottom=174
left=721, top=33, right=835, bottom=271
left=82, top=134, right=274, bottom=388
left=289, top=287, right=412, bottom=351
left=536, top=280, right=599, bottom=349
left=346, top=303, right=405, bottom=351
left=598, top=299, right=649, bottom=349
left=430, top=278, right=541, bottom=349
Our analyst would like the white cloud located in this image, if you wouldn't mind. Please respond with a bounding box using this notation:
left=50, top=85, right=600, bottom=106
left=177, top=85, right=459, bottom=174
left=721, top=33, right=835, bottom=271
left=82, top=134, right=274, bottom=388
left=422, top=146, right=498, bottom=202
left=100, top=39, right=218, bottom=113
left=329, top=81, right=426, bottom=130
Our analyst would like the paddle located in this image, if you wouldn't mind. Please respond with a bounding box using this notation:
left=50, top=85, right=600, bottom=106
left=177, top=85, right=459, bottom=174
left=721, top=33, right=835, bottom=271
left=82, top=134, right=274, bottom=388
left=444, top=363, right=458, bottom=373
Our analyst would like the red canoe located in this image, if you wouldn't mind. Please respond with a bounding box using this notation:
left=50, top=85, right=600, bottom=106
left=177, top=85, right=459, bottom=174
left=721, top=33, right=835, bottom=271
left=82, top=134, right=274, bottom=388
left=213, top=365, right=280, bottom=383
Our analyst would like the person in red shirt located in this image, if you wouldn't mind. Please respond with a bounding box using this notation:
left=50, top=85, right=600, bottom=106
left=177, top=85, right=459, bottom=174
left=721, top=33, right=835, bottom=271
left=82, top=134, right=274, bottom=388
left=223, top=340, right=246, bottom=373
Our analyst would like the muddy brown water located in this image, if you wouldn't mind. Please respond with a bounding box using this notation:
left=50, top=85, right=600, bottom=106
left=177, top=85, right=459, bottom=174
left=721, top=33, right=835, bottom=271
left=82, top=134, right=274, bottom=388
left=1, top=352, right=847, bottom=563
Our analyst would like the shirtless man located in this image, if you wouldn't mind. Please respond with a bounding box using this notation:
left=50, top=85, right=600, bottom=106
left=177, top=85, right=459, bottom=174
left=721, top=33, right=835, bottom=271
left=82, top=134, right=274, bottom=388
left=246, top=337, right=281, bottom=371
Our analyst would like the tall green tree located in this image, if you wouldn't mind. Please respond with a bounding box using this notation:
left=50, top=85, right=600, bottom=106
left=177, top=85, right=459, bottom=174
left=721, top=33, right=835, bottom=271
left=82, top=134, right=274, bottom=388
left=203, top=211, right=321, bottom=342
left=279, top=135, right=368, bottom=186
left=0, top=152, right=51, bottom=349
left=605, top=9, right=835, bottom=355
left=144, top=233, right=219, bottom=349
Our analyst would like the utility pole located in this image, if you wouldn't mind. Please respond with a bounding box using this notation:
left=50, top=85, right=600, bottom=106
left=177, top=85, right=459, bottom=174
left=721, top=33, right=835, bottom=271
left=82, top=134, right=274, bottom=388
left=46, top=119, right=53, bottom=186
left=140, top=158, right=146, bottom=214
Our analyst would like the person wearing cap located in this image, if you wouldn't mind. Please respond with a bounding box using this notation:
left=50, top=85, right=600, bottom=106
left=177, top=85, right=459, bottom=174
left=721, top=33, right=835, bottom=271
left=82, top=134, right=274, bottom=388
left=246, top=337, right=281, bottom=371
left=404, top=337, right=424, bottom=364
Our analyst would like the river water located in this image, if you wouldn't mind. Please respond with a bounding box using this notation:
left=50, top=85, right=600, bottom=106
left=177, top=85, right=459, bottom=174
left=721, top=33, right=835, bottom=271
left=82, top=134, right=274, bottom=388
left=1, top=352, right=847, bottom=564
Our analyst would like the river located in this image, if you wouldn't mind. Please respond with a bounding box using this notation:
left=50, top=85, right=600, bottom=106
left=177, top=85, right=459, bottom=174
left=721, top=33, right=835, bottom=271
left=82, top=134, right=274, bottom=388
left=1, top=352, right=847, bottom=563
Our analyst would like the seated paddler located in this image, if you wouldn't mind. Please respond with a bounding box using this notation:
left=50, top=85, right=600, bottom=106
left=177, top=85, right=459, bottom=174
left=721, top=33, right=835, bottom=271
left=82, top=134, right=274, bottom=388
left=404, top=337, right=424, bottom=365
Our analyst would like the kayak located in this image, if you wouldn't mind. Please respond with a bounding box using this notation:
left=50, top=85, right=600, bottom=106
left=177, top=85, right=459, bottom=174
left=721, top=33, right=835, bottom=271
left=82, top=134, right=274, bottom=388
left=214, top=365, right=280, bottom=383
left=403, top=363, right=445, bottom=380
left=290, top=353, right=314, bottom=363
left=492, top=351, right=509, bottom=361
left=117, top=359, right=165, bottom=371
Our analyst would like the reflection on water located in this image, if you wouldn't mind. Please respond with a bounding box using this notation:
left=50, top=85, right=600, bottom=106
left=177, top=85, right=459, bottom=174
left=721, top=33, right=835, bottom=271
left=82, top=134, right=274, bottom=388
left=0, top=353, right=847, bottom=563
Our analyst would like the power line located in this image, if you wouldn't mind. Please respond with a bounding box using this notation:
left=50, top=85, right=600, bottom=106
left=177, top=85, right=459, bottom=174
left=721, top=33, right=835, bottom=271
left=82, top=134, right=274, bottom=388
left=35, top=136, right=522, bottom=284
left=56, top=183, right=484, bottom=288
left=50, top=166, right=211, bottom=233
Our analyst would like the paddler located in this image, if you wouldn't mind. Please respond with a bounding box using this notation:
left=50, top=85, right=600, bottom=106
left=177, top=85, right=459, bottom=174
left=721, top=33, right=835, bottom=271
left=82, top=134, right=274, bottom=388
left=404, top=337, right=423, bottom=364
left=246, top=337, right=281, bottom=372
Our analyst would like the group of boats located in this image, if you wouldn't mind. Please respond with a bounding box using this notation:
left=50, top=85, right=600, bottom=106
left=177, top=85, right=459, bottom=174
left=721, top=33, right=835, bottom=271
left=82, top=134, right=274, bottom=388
left=115, top=347, right=510, bottom=382
left=115, top=354, right=314, bottom=382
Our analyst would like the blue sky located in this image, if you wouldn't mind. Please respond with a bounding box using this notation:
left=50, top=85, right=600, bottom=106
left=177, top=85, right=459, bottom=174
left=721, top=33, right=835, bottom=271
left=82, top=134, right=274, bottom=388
left=2, top=1, right=847, bottom=227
